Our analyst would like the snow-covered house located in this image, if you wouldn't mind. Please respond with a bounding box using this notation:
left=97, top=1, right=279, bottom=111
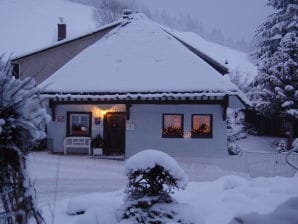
left=12, top=13, right=248, bottom=157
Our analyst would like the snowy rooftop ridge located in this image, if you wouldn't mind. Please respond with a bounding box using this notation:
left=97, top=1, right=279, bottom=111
left=11, top=20, right=124, bottom=61
left=39, top=13, right=249, bottom=105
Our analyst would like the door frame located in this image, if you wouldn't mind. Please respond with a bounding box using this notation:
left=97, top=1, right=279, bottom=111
left=103, top=112, right=126, bottom=155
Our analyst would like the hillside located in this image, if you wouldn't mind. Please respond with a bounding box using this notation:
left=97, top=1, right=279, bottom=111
left=0, top=0, right=96, bottom=59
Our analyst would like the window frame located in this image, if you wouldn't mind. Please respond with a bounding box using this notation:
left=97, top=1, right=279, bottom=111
left=162, top=113, right=184, bottom=138
left=66, top=111, right=92, bottom=137
left=191, top=114, right=213, bottom=138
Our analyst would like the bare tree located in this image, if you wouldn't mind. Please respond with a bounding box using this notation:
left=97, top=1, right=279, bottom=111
left=77, top=0, right=137, bottom=25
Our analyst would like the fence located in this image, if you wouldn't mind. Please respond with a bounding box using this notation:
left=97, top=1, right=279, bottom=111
left=242, top=151, right=298, bottom=177
left=177, top=151, right=298, bottom=180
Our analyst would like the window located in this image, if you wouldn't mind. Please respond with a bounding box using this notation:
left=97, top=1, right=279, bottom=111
left=191, top=114, right=212, bottom=138
left=67, top=112, right=92, bottom=137
left=12, top=63, right=20, bottom=79
left=162, top=114, right=183, bottom=138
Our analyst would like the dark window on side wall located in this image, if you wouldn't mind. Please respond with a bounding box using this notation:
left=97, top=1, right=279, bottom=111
left=67, top=112, right=92, bottom=137
left=191, top=114, right=213, bottom=138
left=12, top=63, right=20, bottom=79
left=162, top=114, right=183, bottom=138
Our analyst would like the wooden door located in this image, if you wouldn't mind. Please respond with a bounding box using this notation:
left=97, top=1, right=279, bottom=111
left=104, top=113, right=125, bottom=155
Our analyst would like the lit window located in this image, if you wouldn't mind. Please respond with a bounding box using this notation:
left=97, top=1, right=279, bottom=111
left=162, top=114, right=183, bottom=138
left=67, top=112, right=91, bottom=136
left=191, top=114, right=212, bottom=138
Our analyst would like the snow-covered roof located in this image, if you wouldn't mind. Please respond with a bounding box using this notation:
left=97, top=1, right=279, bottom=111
left=163, top=28, right=258, bottom=83
left=11, top=20, right=123, bottom=61
left=0, top=0, right=97, bottom=60
left=40, top=14, right=248, bottom=104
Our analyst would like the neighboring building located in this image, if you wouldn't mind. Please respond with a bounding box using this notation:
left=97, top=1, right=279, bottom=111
left=12, top=13, right=249, bottom=157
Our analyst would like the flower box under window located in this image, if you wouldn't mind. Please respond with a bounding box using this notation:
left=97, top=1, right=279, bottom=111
left=162, top=114, right=183, bottom=138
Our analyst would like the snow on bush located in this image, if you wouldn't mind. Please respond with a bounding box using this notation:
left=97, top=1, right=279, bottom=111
left=229, top=197, right=298, bottom=224
left=276, top=140, right=287, bottom=152
left=0, top=60, right=50, bottom=223
left=292, top=139, right=298, bottom=152
left=120, top=149, right=190, bottom=224
left=228, top=143, right=241, bottom=156
left=227, top=108, right=246, bottom=142
left=124, top=149, right=188, bottom=188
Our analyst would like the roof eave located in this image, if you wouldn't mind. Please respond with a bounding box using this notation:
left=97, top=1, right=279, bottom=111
left=163, top=29, right=229, bottom=75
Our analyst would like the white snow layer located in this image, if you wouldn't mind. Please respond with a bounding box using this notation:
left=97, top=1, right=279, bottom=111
left=61, top=175, right=298, bottom=224
left=0, top=0, right=96, bottom=59
left=230, top=197, right=298, bottom=224
left=163, top=27, right=258, bottom=83
left=39, top=14, right=244, bottom=97
left=125, top=149, right=188, bottom=188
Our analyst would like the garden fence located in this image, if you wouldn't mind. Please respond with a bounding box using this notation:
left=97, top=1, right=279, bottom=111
left=241, top=151, right=298, bottom=177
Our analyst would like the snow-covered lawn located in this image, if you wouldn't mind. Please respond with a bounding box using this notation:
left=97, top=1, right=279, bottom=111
left=27, top=135, right=298, bottom=224
left=238, top=135, right=285, bottom=153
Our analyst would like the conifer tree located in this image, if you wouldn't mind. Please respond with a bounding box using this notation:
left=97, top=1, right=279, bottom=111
left=251, top=0, right=297, bottom=147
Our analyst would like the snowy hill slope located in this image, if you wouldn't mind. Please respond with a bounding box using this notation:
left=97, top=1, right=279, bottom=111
left=0, top=0, right=96, bottom=59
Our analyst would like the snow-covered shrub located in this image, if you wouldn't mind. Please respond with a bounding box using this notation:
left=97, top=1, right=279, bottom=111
left=120, top=150, right=189, bottom=224
left=227, top=108, right=246, bottom=143
left=228, top=143, right=241, bottom=155
left=0, top=60, right=50, bottom=224
left=292, top=139, right=298, bottom=153
left=276, top=140, right=286, bottom=153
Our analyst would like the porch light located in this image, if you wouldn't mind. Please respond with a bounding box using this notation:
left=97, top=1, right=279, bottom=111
left=101, top=110, right=107, bottom=117
left=94, top=108, right=101, bottom=118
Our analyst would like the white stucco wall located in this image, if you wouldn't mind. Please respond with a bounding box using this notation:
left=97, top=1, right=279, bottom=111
left=126, top=104, right=228, bottom=157
left=46, top=103, right=235, bottom=157
left=47, top=104, right=125, bottom=152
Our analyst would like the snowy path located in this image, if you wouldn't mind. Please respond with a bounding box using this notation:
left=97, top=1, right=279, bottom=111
left=28, top=153, right=126, bottom=206
left=28, top=152, right=245, bottom=206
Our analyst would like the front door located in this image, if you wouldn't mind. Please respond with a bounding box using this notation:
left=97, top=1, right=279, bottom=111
left=103, top=112, right=125, bottom=155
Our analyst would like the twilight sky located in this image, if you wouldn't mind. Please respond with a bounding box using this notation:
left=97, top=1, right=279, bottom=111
left=138, top=0, right=273, bottom=42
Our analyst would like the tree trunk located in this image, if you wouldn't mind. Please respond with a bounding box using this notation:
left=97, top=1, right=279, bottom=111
left=286, top=120, right=294, bottom=150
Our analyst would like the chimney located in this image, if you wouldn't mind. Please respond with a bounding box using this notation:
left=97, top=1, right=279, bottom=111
left=57, top=17, right=66, bottom=41
left=122, top=9, right=133, bottom=19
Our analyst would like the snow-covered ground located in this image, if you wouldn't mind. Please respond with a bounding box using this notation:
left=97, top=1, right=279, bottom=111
left=27, top=135, right=298, bottom=224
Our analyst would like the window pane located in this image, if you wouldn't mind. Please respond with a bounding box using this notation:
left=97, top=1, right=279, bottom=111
left=70, top=113, right=90, bottom=136
left=163, top=114, right=183, bottom=138
left=192, top=115, right=212, bottom=138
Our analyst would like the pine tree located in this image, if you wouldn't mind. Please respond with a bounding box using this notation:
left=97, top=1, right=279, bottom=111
left=251, top=0, right=297, bottom=148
